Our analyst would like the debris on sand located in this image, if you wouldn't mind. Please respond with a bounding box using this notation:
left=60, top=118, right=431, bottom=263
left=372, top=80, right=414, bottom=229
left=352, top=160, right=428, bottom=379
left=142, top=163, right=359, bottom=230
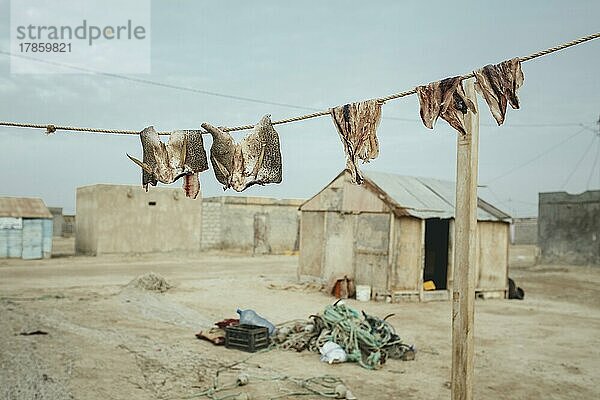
left=127, top=272, right=172, bottom=292
left=196, top=319, right=239, bottom=345
left=508, top=277, right=525, bottom=300
left=18, top=330, right=48, bottom=336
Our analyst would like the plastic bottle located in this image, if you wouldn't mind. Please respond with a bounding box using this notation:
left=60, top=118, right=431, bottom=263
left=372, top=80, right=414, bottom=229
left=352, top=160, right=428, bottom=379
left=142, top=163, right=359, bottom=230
left=236, top=309, right=276, bottom=336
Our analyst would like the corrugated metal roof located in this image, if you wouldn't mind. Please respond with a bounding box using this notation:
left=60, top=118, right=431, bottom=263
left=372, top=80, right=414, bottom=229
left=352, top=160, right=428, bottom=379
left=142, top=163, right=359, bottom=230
left=363, top=171, right=509, bottom=221
left=0, top=197, right=53, bottom=218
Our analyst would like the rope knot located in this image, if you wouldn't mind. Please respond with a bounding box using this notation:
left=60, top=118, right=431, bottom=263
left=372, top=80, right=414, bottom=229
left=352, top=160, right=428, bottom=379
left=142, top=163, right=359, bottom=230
left=46, top=124, right=56, bottom=135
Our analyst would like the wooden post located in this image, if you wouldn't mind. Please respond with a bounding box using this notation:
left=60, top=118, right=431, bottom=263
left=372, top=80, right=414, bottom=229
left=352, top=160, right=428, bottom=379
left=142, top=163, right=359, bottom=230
left=418, top=219, right=426, bottom=302
left=451, top=78, right=479, bottom=400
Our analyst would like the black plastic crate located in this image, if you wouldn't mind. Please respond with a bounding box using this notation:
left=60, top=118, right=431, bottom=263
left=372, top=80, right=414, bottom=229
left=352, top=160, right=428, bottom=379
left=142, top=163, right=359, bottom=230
left=225, top=324, right=269, bottom=353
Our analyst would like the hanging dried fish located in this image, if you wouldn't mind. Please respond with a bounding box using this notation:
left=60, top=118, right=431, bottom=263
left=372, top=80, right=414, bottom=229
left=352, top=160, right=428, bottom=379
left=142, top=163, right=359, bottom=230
left=473, top=58, right=524, bottom=125
left=330, top=99, right=382, bottom=184
left=416, top=77, right=476, bottom=136
left=203, top=124, right=235, bottom=188
left=202, top=115, right=282, bottom=192
left=168, top=130, right=209, bottom=199
left=126, top=127, right=208, bottom=199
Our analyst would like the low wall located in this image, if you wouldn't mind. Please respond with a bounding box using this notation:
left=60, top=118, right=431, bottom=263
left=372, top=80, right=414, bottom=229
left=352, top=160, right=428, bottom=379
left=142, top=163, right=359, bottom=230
left=511, top=217, right=537, bottom=245
left=76, top=185, right=203, bottom=255
left=201, top=196, right=302, bottom=254
left=538, top=191, right=600, bottom=265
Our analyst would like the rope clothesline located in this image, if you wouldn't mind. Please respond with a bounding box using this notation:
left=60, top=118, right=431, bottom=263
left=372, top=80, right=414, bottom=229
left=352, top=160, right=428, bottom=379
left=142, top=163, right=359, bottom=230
left=0, top=32, right=598, bottom=136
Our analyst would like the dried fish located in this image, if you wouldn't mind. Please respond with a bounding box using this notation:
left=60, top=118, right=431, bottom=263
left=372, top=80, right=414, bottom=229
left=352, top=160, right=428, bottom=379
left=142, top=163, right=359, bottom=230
left=202, top=115, right=282, bottom=192
left=330, top=99, right=382, bottom=184
left=473, top=58, right=524, bottom=125
left=416, top=77, right=476, bottom=136
left=127, top=127, right=208, bottom=199
left=169, top=130, right=208, bottom=199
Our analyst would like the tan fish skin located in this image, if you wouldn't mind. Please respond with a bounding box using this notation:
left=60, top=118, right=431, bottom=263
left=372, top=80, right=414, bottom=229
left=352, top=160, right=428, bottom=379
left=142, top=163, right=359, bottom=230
left=201, top=123, right=236, bottom=189
left=127, top=127, right=208, bottom=198
left=169, top=130, right=209, bottom=199
left=330, top=99, right=382, bottom=185
left=474, top=58, right=524, bottom=125
left=416, top=77, right=476, bottom=136
left=202, top=115, right=282, bottom=192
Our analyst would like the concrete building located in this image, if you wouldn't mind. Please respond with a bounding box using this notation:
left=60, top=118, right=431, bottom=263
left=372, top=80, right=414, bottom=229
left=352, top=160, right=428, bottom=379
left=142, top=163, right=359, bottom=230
left=201, top=196, right=302, bottom=254
left=48, top=207, right=65, bottom=237
left=538, top=191, right=600, bottom=265
left=75, top=185, right=303, bottom=255
left=298, top=171, right=511, bottom=302
left=76, top=184, right=203, bottom=255
left=0, top=197, right=53, bottom=259
left=511, top=217, right=538, bottom=245
left=62, top=214, right=76, bottom=237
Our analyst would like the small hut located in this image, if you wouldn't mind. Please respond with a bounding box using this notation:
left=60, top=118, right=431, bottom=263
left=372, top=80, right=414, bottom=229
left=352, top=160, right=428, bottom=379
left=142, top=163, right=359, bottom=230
left=298, top=171, right=511, bottom=301
left=0, top=197, right=53, bottom=259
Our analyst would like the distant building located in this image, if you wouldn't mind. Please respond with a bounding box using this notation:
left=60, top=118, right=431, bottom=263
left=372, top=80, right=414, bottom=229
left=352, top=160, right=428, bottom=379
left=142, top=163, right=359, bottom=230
left=62, top=214, right=76, bottom=238
left=0, top=197, right=53, bottom=259
left=76, top=184, right=204, bottom=255
left=48, top=207, right=65, bottom=237
left=538, top=191, right=600, bottom=265
left=298, top=171, right=511, bottom=302
left=201, top=196, right=302, bottom=254
left=75, top=184, right=302, bottom=255
left=511, top=217, right=538, bottom=245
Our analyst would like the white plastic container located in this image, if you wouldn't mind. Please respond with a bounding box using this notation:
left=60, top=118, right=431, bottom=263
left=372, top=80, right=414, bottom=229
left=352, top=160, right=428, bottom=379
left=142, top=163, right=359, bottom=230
left=356, top=285, right=371, bottom=302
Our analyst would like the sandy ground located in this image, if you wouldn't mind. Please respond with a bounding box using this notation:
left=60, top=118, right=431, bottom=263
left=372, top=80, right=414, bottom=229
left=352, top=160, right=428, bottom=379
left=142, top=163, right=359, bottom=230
left=0, top=240, right=598, bottom=400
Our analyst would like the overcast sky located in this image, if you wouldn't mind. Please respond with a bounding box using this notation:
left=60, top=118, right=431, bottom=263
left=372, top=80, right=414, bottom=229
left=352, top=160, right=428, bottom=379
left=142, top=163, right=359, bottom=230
left=0, top=0, right=599, bottom=216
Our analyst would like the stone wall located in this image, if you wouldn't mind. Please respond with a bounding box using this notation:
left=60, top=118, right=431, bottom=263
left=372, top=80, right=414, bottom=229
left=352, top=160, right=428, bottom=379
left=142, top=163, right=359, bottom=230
left=538, top=191, right=600, bottom=265
left=201, top=196, right=302, bottom=254
left=75, top=185, right=303, bottom=255
left=511, top=217, right=538, bottom=245
left=48, top=207, right=64, bottom=237
left=62, top=215, right=76, bottom=237
left=200, top=200, right=222, bottom=250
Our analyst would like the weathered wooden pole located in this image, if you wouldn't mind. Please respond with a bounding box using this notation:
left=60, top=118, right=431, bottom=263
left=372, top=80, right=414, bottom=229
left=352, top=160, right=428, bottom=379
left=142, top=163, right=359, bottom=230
left=451, top=78, right=479, bottom=400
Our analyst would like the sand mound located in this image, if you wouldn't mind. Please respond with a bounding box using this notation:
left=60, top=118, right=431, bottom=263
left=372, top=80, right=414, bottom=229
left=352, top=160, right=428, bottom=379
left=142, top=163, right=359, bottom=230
left=127, top=272, right=172, bottom=292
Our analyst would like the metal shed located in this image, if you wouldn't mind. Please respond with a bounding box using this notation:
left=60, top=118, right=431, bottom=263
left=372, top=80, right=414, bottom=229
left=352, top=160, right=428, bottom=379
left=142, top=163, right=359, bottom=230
left=298, top=171, right=511, bottom=302
left=0, top=197, right=53, bottom=260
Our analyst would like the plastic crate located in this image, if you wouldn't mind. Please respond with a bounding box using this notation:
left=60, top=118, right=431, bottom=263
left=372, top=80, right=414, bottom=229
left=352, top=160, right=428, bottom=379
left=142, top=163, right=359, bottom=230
left=225, top=324, right=269, bottom=353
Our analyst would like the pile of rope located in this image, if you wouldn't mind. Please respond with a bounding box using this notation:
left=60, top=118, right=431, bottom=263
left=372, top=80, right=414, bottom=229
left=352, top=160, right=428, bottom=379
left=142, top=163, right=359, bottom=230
left=273, top=301, right=415, bottom=370
left=190, top=373, right=354, bottom=400
left=187, top=352, right=356, bottom=400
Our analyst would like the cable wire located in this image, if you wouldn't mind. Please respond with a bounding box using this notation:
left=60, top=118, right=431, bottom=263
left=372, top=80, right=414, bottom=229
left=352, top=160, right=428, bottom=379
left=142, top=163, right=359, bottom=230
left=13, top=51, right=566, bottom=129
left=586, top=137, right=600, bottom=190
left=561, top=134, right=597, bottom=189
left=485, top=126, right=589, bottom=184
left=0, top=50, right=322, bottom=113
left=0, top=32, right=598, bottom=135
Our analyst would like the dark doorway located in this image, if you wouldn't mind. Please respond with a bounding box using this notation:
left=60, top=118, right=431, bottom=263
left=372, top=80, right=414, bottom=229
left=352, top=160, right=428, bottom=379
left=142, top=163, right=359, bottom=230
left=424, top=218, right=450, bottom=290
